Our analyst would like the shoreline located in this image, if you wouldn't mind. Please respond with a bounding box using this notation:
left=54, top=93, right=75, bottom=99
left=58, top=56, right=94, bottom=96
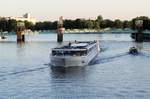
left=3, top=28, right=150, bottom=34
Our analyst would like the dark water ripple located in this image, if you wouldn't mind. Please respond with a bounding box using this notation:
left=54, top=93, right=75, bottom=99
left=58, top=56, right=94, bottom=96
left=0, top=66, right=49, bottom=78
left=92, top=52, right=129, bottom=65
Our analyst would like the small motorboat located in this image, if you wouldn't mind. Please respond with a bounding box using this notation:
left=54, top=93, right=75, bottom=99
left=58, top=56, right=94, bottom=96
left=0, top=32, right=7, bottom=40
left=1, top=36, right=7, bottom=39
left=129, top=47, right=138, bottom=55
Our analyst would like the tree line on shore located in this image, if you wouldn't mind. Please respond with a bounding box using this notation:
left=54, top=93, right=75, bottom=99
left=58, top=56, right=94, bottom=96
left=0, top=15, right=150, bottom=32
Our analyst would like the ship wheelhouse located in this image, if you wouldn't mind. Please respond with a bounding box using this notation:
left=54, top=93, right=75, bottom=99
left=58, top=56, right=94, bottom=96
left=51, top=41, right=98, bottom=57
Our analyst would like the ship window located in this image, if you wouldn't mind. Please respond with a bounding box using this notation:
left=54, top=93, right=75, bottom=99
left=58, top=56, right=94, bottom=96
left=52, top=51, right=56, bottom=56
left=52, top=50, right=64, bottom=56
left=52, top=50, right=87, bottom=56
left=73, top=50, right=87, bottom=56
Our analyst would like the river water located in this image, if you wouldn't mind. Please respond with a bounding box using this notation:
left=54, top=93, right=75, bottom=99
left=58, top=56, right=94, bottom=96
left=0, top=33, right=150, bottom=99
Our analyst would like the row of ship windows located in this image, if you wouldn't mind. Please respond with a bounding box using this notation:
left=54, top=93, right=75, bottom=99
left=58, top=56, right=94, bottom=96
left=52, top=50, right=87, bottom=56
left=52, top=45, right=97, bottom=56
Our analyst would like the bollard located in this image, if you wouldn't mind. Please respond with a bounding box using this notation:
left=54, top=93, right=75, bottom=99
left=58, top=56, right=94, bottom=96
left=57, top=16, right=65, bottom=42
left=17, top=31, right=25, bottom=42
left=16, top=22, right=25, bottom=43
left=57, top=28, right=65, bottom=42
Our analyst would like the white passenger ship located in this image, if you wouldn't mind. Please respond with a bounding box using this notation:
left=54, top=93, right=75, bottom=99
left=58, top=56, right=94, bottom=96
left=50, top=41, right=100, bottom=67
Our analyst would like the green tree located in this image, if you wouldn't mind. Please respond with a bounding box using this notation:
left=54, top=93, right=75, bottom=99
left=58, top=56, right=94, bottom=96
left=96, top=15, right=103, bottom=29
left=131, top=16, right=150, bottom=30
left=8, top=19, right=17, bottom=32
left=114, top=19, right=123, bottom=28
left=86, top=20, right=94, bottom=29
left=123, top=20, right=131, bottom=29
left=64, top=20, right=74, bottom=29
left=24, top=21, right=34, bottom=30
left=0, top=18, right=8, bottom=31
left=101, top=19, right=114, bottom=28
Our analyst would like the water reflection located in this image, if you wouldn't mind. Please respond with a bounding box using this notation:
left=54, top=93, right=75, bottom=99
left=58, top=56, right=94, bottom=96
left=49, top=66, right=91, bottom=99
left=17, top=41, right=25, bottom=47
left=51, top=66, right=86, bottom=77
left=135, top=42, right=143, bottom=51
left=132, top=42, right=143, bottom=52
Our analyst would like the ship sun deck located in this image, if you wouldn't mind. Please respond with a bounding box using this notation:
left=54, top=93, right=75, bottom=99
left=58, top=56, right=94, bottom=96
left=54, top=41, right=96, bottom=50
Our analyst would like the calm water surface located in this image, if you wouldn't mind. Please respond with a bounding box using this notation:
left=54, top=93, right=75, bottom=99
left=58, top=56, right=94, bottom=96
left=0, top=33, right=150, bottom=99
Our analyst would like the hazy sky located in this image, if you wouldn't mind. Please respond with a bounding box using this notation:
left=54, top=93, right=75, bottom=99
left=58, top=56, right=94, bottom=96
left=0, top=0, right=149, bottom=21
